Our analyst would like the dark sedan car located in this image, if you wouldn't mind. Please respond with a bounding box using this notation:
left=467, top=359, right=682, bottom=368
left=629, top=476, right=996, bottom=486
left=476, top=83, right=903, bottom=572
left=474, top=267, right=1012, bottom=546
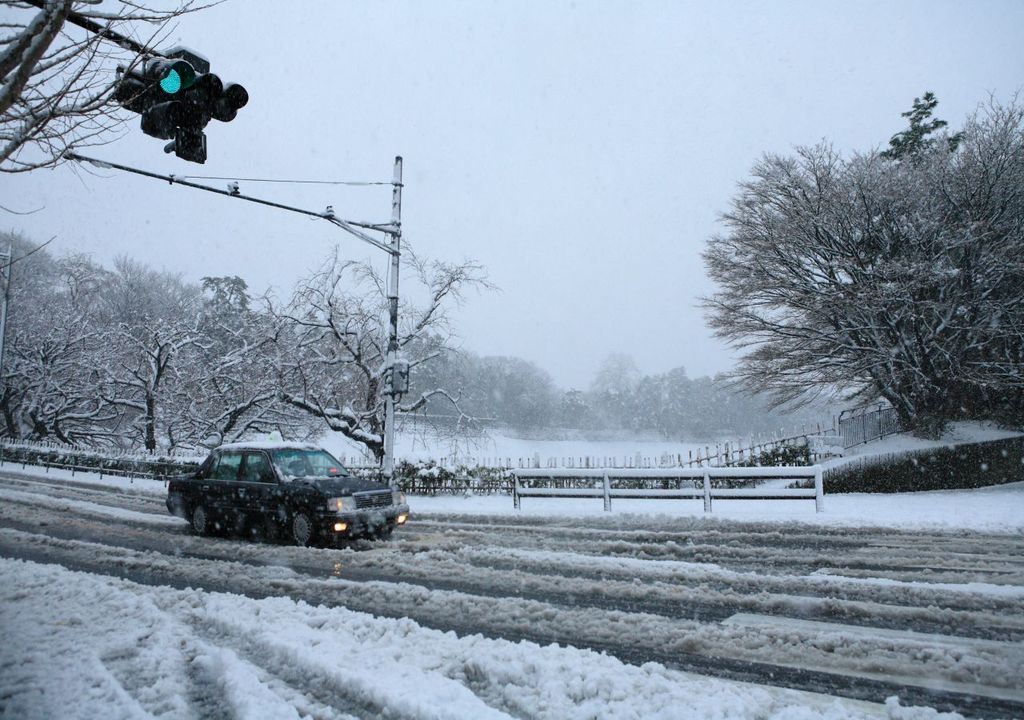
left=166, top=442, right=409, bottom=545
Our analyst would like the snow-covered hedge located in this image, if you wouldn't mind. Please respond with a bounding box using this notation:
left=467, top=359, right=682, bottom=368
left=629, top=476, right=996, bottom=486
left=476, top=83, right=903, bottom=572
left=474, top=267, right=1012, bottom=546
left=385, top=461, right=513, bottom=494
left=0, top=442, right=512, bottom=492
left=734, top=441, right=812, bottom=468
left=355, top=461, right=780, bottom=494
left=0, top=442, right=202, bottom=480
left=822, top=436, right=1024, bottom=493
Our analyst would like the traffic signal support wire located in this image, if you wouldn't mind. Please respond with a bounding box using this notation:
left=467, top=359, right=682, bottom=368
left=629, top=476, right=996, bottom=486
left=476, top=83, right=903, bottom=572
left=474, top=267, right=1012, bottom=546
left=64, top=151, right=398, bottom=256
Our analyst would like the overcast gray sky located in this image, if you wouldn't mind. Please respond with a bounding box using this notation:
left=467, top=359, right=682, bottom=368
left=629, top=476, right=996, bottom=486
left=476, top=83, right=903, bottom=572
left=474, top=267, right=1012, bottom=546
left=2, top=0, right=1022, bottom=388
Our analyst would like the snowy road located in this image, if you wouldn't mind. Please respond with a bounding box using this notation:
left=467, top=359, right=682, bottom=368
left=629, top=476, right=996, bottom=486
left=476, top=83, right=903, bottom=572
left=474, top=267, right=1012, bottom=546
left=1, top=471, right=1022, bottom=719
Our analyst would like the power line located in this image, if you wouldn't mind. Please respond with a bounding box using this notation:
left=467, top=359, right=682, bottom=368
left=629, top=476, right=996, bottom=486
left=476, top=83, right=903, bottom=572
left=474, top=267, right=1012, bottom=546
left=177, top=175, right=391, bottom=187
left=65, top=152, right=399, bottom=256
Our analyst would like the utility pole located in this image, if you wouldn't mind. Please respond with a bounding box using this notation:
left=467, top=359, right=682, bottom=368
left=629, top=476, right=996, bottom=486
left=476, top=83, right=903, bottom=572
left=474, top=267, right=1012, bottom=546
left=66, top=151, right=406, bottom=478
left=0, top=242, right=12, bottom=387
left=383, top=156, right=403, bottom=484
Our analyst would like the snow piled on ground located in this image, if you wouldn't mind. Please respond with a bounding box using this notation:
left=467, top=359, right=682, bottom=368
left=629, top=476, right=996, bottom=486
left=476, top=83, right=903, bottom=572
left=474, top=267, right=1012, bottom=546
left=0, top=486, right=184, bottom=527
left=0, top=558, right=961, bottom=720
left=831, top=422, right=1023, bottom=465
left=410, top=482, right=1024, bottom=532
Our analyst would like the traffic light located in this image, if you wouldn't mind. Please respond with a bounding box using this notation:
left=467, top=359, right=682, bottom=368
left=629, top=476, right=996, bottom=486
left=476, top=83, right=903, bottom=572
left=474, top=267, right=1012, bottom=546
left=114, top=46, right=248, bottom=164
left=114, top=52, right=200, bottom=113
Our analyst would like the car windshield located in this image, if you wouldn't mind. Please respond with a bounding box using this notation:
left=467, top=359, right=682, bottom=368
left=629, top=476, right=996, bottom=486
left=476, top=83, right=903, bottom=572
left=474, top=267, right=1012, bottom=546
left=270, top=449, right=349, bottom=479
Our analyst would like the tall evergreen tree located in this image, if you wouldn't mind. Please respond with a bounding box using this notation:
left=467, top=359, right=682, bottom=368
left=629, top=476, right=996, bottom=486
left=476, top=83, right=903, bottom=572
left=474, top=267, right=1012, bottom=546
left=881, top=92, right=962, bottom=160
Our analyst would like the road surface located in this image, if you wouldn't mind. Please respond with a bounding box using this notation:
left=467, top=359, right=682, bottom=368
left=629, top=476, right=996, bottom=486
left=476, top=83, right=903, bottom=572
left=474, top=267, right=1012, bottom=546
left=1, top=471, right=1022, bottom=719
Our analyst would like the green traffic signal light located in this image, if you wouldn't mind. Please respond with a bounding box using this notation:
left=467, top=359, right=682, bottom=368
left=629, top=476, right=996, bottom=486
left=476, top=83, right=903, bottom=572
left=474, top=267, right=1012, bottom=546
left=147, top=58, right=196, bottom=95
left=159, top=69, right=183, bottom=94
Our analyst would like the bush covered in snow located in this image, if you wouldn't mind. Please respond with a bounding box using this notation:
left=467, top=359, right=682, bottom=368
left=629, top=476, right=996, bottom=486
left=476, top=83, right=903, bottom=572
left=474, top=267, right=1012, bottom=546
left=736, top=441, right=812, bottom=468
left=822, top=436, right=1023, bottom=493
left=0, top=441, right=201, bottom=479
left=357, top=460, right=514, bottom=495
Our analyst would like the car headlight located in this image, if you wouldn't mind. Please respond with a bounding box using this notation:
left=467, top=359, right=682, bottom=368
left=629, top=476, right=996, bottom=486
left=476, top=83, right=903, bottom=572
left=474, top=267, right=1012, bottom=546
left=326, top=497, right=345, bottom=512
left=392, top=490, right=406, bottom=506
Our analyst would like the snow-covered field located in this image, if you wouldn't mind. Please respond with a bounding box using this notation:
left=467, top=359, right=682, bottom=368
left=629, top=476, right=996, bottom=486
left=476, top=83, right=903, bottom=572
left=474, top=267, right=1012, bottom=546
left=321, top=420, right=1024, bottom=470
left=323, top=429, right=717, bottom=467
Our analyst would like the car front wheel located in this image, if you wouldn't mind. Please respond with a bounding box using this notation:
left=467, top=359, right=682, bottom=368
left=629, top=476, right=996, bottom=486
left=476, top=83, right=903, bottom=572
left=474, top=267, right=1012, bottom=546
left=291, top=510, right=316, bottom=547
left=191, top=504, right=211, bottom=536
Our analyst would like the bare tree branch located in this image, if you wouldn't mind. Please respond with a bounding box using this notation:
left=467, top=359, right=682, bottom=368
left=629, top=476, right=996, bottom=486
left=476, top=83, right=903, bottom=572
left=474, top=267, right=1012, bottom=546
left=1, top=0, right=214, bottom=172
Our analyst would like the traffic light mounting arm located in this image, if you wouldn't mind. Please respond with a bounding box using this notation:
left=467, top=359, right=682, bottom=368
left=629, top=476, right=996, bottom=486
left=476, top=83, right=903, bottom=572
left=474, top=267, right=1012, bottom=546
left=64, top=152, right=397, bottom=256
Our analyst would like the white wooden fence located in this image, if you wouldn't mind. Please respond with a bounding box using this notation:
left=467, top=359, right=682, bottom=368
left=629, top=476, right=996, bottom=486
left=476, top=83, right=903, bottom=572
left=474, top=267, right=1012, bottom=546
left=511, top=466, right=824, bottom=513
left=402, top=428, right=838, bottom=472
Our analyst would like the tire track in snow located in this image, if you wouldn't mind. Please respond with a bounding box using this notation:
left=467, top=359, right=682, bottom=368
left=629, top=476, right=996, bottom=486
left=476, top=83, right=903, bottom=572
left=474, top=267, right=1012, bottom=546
left=4, top=495, right=1019, bottom=643
left=3, top=475, right=1024, bottom=718
left=1, top=527, right=1022, bottom=718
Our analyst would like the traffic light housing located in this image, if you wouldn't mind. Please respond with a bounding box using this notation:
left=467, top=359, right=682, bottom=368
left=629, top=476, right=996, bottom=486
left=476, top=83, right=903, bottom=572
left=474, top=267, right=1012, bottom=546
left=114, top=46, right=248, bottom=164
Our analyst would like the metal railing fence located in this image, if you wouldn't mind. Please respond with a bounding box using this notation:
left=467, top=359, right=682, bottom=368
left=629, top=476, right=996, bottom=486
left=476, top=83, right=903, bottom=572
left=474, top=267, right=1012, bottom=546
left=838, top=405, right=902, bottom=447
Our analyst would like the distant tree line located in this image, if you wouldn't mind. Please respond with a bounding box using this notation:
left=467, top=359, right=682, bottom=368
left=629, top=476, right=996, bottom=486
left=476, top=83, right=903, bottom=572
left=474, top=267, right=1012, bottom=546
left=411, top=351, right=825, bottom=440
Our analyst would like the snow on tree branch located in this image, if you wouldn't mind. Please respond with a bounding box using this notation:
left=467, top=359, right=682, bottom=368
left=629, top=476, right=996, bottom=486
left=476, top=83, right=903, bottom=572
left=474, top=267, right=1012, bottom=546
left=703, top=98, right=1024, bottom=435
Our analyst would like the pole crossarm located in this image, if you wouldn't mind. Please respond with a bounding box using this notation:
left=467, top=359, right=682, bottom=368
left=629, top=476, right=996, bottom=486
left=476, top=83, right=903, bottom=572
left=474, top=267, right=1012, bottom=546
left=65, top=152, right=398, bottom=256
left=346, top=220, right=401, bottom=234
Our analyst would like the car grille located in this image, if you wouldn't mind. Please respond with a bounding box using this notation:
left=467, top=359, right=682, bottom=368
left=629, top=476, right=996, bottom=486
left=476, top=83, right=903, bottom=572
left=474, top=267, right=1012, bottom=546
left=354, top=491, right=393, bottom=509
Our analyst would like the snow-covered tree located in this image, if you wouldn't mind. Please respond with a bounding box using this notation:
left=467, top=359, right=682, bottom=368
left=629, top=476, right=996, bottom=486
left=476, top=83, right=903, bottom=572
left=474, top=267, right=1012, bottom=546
left=276, top=247, right=489, bottom=462
left=1, top=0, right=209, bottom=172
left=588, top=353, right=641, bottom=429
left=0, top=236, right=118, bottom=443
left=462, top=355, right=558, bottom=431
left=181, top=276, right=311, bottom=448
left=703, top=98, right=1024, bottom=434
left=96, top=257, right=205, bottom=450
